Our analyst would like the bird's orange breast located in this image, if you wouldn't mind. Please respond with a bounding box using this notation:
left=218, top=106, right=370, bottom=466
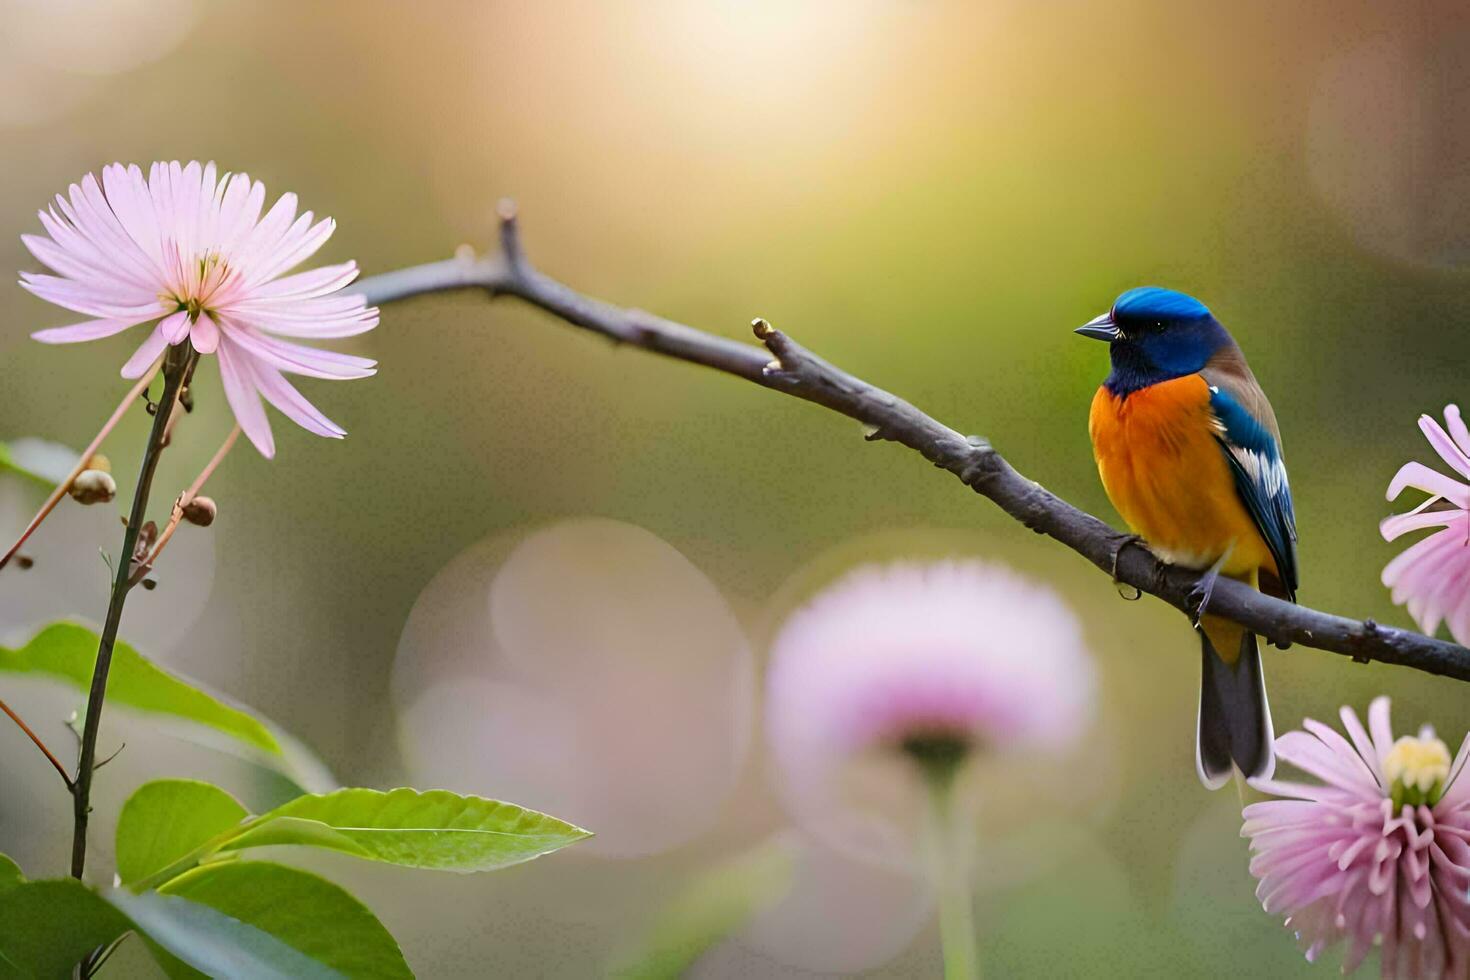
left=1088, top=375, right=1274, bottom=578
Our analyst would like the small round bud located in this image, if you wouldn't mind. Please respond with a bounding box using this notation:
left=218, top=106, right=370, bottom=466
left=69, top=470, right=116, bottom=505
left=181, top=496, right=217, bottom=527
left=84, top=453, right=111, bottom=474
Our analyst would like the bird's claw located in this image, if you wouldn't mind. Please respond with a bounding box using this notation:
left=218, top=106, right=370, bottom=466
left=1188, top=553, right=1231, bottom=628
left=1187, top=579, right=1215, bottom=628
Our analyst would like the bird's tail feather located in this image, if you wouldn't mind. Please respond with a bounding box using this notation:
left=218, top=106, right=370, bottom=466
left=1196, top=620, right=1274, bottom=789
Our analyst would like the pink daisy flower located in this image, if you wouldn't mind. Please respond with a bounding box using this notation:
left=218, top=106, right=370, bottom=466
left=21, top=161, right=379, bottom=458
left=1243, top=697, right=1470, bottom=978
left=1381, top=406, right=1470, bottom=643
left=765, top=560, right=1095, bottom=860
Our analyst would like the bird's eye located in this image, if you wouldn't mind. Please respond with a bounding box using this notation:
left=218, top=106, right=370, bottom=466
left=1152, top=320, right=1165, bottom=333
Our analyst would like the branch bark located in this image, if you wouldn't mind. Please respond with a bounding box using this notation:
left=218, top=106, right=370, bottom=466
left=352, top=203, right=1470, bottom=683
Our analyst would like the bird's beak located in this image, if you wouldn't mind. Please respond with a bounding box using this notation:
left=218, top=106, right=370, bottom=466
left=1074, top=311, right=1120, bottom=342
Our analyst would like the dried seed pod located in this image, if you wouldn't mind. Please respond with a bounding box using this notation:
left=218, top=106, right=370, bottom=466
left=181, top=496, right=217, bottom=528
left=68, top=469, right=116, bottom=505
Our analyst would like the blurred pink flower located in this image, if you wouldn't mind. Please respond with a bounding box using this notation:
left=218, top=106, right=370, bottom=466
left=765, top=560, right=1094, bottom=812
left=1243, top=696, right=1470, bottom=978
left=21, top=161, right=378, bottom=458
left=1381, top=406, right=1470, bottom=643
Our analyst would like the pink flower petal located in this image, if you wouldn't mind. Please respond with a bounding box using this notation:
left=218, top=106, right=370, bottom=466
left=190, top=312, right=220, bottom=354
left=1299, top=720, right=1381, bottom=792
left=1383, top=526, right=1460, bottom=589
left=31, top=316, right=151, bottom=344
left=251, top=363, right=345, bottom=439
left=160, top=310, right=190, bottom=345
left=245, top=216, right=336, bottom=286
left=1388, top=462, right=1470, bottom=508
left=1420, top=414, right=1470, bottom=480
left=1381, top=504, right=1462, bottom=543
left=1443, top=406, right=1470, bottom=461
left=246, top=260, right=358, bottom=301
left=219, top=323, right=376, bottom=379
left=227, top=304, right=380, bottom=339
left=1440, top=733, right=1470, bottom=809
left=101, top=163, right=163, bottom=267
left=230, top=191, right=298, bottom=276
left=20, top=272, right=161, bottom=320
left=22, top=161, right=376, bottom=455
left=216, top=338, right=274, bottom=458
left=1367, top=697, right=1395, bottom=764
left=120, top=325, right=168, bottom=379
left=1245, top=698, right=1470, bottom=976
left=1339, top=704, right=1384, bottom=787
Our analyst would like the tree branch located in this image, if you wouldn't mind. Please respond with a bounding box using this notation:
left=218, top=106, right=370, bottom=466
left=352, top=202, right=1470, bottom=684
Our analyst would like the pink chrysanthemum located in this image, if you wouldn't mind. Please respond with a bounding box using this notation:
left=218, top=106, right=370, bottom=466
left=21, top=161, right=379, bottom=458
left=1244, top=697, right=1470, bottom=978
left=765, top=560, right=1095, bottom=863
left=1381, top=406, right=1470, bottom=643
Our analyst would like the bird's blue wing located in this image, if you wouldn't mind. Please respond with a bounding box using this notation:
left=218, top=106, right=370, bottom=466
left=1208, top=386, right=1298, bottom=601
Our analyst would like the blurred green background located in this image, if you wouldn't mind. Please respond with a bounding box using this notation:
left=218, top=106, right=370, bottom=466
left=2, top=0, right=1468, bottom=976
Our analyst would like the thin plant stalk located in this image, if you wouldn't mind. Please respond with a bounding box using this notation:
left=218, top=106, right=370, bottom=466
left=70, top=343, right=196, bottom=882
left=0, top=365, right=161, bottom=572
left=128, top=424, right=238, bottom=588
left=0, top=693, right=72, bottom=788
left=921, top=761, right=979, bottom=980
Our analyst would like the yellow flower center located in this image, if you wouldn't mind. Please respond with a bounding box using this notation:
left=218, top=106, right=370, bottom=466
left=1384, top=733, right=1451, bottom=808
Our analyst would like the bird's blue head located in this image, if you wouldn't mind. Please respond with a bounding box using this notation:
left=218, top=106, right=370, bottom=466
left=1075, top=286, right=1232, bottom=395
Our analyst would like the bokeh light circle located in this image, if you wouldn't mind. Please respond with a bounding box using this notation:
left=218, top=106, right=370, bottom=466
left=394, top=518, right=753, bottom=858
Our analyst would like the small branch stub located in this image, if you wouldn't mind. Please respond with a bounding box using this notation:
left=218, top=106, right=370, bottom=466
left=496, top=198, right=525, bottom=273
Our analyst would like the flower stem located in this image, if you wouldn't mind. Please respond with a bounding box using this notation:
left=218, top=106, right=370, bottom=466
left=70, top=344, right=195, bottom=882
left=127, top=424, right=238, bottom=588
left=921, top=760, right=979, bottom=980
left=0, top=365, right=160, bottom=573
left=0, top=693, right=72, bottom=789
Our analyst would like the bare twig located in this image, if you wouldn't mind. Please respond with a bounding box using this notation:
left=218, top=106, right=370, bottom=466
left=127, top=424, right=238, bottom=589
left=0, top=693, right=72, bottom=789
left=352, top=203, right=1470, bottom=683
left=0, top=365, right=160, bottom=572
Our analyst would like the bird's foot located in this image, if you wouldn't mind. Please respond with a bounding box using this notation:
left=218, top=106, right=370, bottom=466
left=1188, top=552, right=1232, bottom=628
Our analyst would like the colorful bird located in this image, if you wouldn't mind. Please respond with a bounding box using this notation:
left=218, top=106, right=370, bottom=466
left=1077, top=287, right=1297, bottom=787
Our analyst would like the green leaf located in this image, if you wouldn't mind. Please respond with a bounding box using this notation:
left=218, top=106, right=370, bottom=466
left=0, top=879, right=132, bottom=980
left=0, top=856, right=30, bottom=976
left=139, top=937, right=208, bottom=980
left=609, top=837, right=797, bottom=979
left=0, top=438, right=77, bottom=488
left=116, top=780, right=249, bottom=886
left=0, top=622, right=282, bottom=757
left=0, top=854, right=23, bottom=893
left=112, top=862, right=412, bottom=980
left=224, top=787, right=591, bottom=872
